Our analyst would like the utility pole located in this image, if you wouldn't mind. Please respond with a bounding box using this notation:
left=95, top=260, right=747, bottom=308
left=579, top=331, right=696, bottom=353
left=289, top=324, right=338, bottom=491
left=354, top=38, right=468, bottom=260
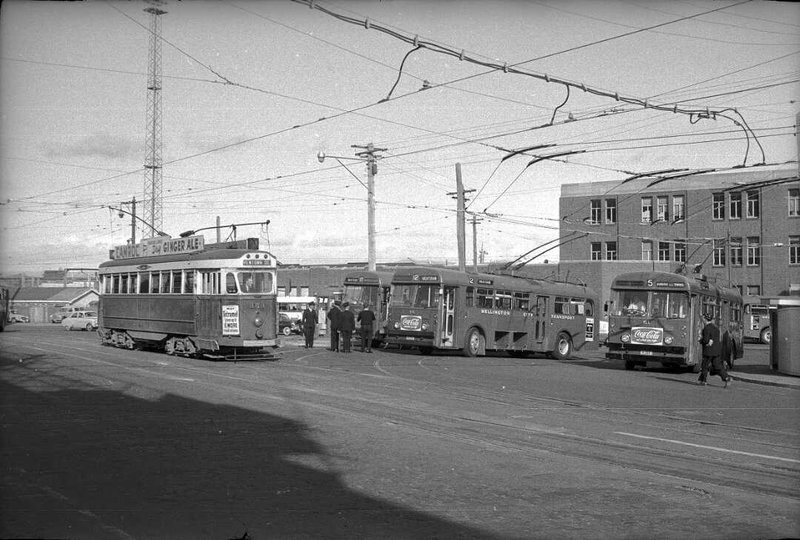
left=447, top=163, right=475, bottom=272
left=353, top=143, right=386, bottom=271
left=121, top=197, right=137, bottom=245
left=143, top=1, right=167, bottom=238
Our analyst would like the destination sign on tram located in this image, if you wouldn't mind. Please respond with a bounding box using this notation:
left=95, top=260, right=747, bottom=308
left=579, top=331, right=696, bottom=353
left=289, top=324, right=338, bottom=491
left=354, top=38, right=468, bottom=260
left=112, top=235, right=204, bottom=260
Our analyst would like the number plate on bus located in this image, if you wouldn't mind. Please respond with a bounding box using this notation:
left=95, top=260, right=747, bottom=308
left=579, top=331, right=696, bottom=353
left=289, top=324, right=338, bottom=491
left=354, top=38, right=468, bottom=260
left=639, top=350, right=653, bottom=355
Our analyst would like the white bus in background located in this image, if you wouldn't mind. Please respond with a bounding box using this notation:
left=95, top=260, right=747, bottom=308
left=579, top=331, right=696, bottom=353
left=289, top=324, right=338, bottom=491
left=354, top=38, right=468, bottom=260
left=277, top=296, right=317, bottom=323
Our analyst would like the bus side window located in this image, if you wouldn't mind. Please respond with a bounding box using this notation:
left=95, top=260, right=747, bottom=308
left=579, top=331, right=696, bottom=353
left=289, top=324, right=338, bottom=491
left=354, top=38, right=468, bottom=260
left=466, top=286, right=474, bottom=308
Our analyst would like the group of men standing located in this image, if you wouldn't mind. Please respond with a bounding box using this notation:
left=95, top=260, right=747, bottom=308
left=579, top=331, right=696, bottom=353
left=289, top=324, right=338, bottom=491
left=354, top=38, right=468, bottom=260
left=299, top=300, right=376, bottom=353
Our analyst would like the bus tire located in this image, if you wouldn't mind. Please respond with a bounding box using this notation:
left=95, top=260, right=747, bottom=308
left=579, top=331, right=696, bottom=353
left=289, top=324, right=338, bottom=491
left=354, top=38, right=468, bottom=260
left=463, top=327, right=483, bottom=357
left=551, top=332, right=572, bottom=360
left=760, top=327, right=771, bottom=345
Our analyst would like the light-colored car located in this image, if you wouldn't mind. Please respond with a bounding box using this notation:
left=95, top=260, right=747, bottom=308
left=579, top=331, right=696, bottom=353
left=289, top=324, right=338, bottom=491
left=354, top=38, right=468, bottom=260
left=61, top=311, right=98, bottom=331
left=9, top=313, right=29, bottom=323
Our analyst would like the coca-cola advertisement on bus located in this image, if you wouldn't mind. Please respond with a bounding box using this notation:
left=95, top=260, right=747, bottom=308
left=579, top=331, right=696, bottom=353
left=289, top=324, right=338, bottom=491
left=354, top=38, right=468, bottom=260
left=631, top=327, right=664, bottom=345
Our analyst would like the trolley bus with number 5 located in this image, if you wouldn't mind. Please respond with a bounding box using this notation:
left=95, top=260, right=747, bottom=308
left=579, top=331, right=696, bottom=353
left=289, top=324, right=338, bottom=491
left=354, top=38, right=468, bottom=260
left=604, top=271, right=744, bottom=371
left=385, top=267, right=598, bottom=358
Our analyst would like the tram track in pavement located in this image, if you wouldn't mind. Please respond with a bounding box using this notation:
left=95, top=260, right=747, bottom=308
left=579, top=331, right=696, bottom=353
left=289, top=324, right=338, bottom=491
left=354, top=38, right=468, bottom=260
left=5, top=333, right=799, bottom=500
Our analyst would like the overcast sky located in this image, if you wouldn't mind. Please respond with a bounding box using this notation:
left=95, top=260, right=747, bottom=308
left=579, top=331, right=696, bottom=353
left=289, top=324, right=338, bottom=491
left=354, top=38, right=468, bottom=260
left=1, top=0, right=797, bottom=274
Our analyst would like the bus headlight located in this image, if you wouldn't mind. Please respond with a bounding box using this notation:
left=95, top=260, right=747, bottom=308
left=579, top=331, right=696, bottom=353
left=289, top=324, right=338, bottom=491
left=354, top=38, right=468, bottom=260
left=394, top=322, right=400, bottom=329
left=421, top=323, right=429, bottom=331
left=620, top=333, right=631, bottom=343
left=664, top=335, right=674, bottom=345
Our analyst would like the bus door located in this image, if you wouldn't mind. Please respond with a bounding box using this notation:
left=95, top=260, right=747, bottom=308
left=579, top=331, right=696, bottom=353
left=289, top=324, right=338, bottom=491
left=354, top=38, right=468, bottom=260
left=534, top=295, right=549, bottom=345
left=437, top=286, right=456, bottom=347
left=687, top=294, right=702, bottom=367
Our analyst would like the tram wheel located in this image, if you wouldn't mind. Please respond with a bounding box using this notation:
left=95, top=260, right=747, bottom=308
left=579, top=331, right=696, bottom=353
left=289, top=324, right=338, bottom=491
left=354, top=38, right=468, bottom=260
left=463, top=327, right=483, bottom=357
left=551, top=332, right=572, bottom=360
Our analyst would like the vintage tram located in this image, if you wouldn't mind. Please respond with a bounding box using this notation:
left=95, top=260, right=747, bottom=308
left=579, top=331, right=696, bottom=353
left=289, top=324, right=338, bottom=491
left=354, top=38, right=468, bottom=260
left=98, top=236, right=279, bottom=361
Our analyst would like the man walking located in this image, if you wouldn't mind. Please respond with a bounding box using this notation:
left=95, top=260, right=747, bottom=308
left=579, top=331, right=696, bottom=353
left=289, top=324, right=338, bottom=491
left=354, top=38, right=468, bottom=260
left=340, top=302, right=356, bottom=353
left=357, top=303, right=376, bottom=352
left=327, top=301, right=342, bottom=352
left=698, top=312, right=731, bottom=388
left=301, top=302, right=318, bottom=349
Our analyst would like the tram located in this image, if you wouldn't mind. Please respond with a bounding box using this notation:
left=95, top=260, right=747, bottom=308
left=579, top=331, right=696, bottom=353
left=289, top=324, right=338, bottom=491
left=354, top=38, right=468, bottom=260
left=98, top=236, right=279, bottom=361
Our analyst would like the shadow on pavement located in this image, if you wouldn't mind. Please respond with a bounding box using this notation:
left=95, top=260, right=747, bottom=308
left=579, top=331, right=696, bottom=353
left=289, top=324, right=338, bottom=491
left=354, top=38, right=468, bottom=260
left=0, top=366, right=501, bottom=539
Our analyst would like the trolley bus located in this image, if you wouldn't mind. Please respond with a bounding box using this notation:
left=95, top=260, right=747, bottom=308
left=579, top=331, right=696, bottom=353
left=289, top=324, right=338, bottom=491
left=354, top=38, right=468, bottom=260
left=605, top=271, right=744, bottom=371
left=342, top=270, right=393, bottom=346
left=98, top=236, right=280, bottom=361
left=385, top=267, right=598, bottom=358
left=743, top=296, right=771, bottom=344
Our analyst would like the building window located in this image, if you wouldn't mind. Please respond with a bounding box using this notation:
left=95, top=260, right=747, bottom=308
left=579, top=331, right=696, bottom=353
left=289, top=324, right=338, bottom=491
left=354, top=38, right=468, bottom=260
left=674, top=241, right=686, bottom=263
left=713, top=239, right=725, bottom=267
left=672, top=195, right=685, bottom=222
left=605, top=199, right=617, bottom=224
left=591, top=242, right=601, bottom=260
left=747, top=236, right=760, bottom=266
left=789, top=188, right=800, bottom=217
left=658, top=241, right=670, bottom=261
left=656, top=196, right=668, bottom=222
left=642, top=240, right=653, bottom=261
left=641, top=197, right=653, bottom=223
left=730, top=237, right=743, bottom=266
left=746, top=285, right=761, bottom=296
left=605, top=241, right=617, bottom=261
left=790, top=235, right=800, bottom=265
left=590, top=199, right=602, bottom=224
left=746, top=190, right=760, bottom=218
left=712, top=193, right=725, bottom=220
left=729, top=192, right=741, bottom=220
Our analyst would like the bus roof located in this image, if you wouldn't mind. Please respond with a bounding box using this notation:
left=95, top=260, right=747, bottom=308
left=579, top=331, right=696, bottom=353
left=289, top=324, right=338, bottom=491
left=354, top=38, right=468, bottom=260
left=391, top=266, right=597, bottom=299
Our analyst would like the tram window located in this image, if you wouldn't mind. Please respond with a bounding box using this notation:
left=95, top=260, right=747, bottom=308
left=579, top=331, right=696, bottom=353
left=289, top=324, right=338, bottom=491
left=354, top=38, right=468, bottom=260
left=184, top=271, right=194, bottom=294
left=257, top=272, right=274, bottom=294
left=112, top=275, right=120, bottom=294
left=466, top=287, right=475, bottom=308
left=161, top=271, right=171, bottom=294
left=139, top=273, right=150, bottom=293
left=172, top=271, right=182, bottom=294
left=239, top=272, right=256, bottom=293
left=225, top=273, right=238, bottom=294
left=514, top=292, right=530, bottom=310
left=151, top=272, right=160, bottom=294
left=120, top=274, right=129, bottom=294
left=130, top=274, right=138, bottom=294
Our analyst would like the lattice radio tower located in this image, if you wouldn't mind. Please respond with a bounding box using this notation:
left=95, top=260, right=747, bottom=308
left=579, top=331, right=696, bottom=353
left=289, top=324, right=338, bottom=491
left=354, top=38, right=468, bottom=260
left=142, top=1, right=167, bottom=238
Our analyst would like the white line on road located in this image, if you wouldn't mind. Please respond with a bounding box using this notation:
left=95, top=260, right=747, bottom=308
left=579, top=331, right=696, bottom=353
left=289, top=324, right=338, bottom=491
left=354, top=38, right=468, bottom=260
left=615, top=432, right=800, bottom=464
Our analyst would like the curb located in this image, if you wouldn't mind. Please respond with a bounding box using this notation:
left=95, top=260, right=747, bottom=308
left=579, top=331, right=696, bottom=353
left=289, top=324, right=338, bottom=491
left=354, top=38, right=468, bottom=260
left=729, top=374, right=800, bottom=389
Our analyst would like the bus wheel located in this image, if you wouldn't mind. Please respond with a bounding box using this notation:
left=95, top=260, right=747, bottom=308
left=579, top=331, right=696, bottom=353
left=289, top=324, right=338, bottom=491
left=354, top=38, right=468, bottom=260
left=551, top=332, right=572, bottom=360
left=760, top=327, right=771, bottom=345
left=463, top=327, right=483, bottom=357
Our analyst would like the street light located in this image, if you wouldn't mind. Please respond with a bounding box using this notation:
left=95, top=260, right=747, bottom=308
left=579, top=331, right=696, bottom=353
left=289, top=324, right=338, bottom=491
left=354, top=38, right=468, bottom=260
left=317, top=144, right=385, bottom=271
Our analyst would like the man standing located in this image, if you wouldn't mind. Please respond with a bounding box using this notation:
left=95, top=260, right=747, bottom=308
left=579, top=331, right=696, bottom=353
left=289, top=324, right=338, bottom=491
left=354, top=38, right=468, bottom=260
left=301, top=302, right=318, bottom=349
left=327, top=301, right=342, bottom=352
left=339, top=302, right=356, bottom=353
left=698, top=312, right=731, bottom=388
left=357, top=303, right=376, bottom=353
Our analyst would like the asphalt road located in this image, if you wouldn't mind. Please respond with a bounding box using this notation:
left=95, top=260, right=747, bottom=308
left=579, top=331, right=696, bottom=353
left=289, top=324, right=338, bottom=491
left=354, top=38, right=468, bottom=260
left=1, top=325, right=798, bottom=539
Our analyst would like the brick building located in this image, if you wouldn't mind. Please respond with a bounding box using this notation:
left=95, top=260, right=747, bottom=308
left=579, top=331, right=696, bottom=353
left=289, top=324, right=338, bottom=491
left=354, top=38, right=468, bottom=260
left=558, top=164, right=800, bottom=305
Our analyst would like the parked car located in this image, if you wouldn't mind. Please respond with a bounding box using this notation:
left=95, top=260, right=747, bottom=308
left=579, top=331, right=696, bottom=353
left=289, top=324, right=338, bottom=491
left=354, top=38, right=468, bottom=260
left=8, top=313, right=29, bottom=323
left=61, top=311, right=98, bottom=331
left=279, top=313, right=300, bottom=336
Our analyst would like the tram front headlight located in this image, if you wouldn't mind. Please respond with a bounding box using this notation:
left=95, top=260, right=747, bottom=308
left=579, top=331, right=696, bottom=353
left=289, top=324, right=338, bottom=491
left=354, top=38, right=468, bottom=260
left=620, top=333, right=631, bottom=343
left=253, top=315, right=264, bottom=327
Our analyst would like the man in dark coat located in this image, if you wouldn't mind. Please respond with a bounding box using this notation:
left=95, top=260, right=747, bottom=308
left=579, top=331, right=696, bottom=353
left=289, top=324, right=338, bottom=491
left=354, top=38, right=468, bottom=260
left=357, top=303, right=376, bottom=353
left=698, top=312, right=731, bottom=387
left=301, top=302, right=318, bottom=349
left=339, top=302, right=356, bottom=353
left=327, top=301, right=342, bottom=352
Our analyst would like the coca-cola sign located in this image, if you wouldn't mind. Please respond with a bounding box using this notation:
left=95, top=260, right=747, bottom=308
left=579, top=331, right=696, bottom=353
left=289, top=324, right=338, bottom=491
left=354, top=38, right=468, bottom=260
left=631, top=327, right=663, bottom=345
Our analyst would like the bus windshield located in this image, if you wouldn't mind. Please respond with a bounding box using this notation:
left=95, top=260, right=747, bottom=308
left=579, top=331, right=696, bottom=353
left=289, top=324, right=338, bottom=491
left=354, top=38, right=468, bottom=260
left=611, top=290, right=688, bottom=319
left=391, top=284, right=439, bottom=308
left=343, top=285, right=380, bottom=308
left=237, top=271, right=274, bottom=294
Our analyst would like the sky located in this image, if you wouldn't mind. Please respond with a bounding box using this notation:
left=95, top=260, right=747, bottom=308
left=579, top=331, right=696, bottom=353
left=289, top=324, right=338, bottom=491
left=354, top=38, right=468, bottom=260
left=1, top=0, right=798, bottom=274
